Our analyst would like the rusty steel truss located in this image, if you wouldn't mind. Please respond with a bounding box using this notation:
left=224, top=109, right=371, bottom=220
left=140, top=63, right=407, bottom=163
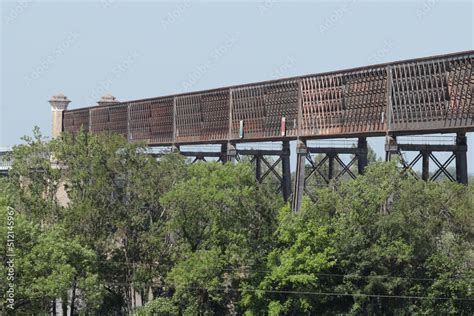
left=63, top=51, right=474, bottom=143
left=62, top=51, right=473, bottom=211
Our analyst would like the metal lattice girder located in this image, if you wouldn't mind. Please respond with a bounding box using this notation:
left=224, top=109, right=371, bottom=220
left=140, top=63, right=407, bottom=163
left=128, top=97, right=174, bottom=144
left=175, top=90, right=230, bottom=143
left=390, top=56, right=473, bottom=132
left=399, top=152, right=423, bottom=179
left=397, top=151, right=457, bottom=182
left=334, top=155, right=357, bottom=179
left=260, top=156, right=282, bottom=183
left=237, top=145, right=291, bottom=201
left=305, top=154, right=330, bottom=184
left=244, top=152, right=282, bottom=183
left=386, top=137, right=463, bottom=183
left=430, top=153, right=456, bottom=182
left=300, top=67, right=388, bottom=136
left=201, top=91, right=230, bottom=141
left=304, top=152, right=358, bottom=185
left=89, top=104, right=128, bottom=137
left=231, top=80, right=299, bottom=140
left=294, top=139, right=368, bottom=208
left=63, top=108, right=90, bottom=135
left=63, top=51, right=473, bottom=144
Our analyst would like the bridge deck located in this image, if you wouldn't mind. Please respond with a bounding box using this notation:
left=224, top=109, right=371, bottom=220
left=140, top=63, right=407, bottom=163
left=63, top=51, right=474, bottom=145
left=0, top=151, right=12, bottom=175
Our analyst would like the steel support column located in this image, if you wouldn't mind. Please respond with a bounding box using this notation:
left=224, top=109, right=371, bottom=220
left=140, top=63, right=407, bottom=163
left=255, top=155, right=262, bottom=182
left=281, top=141, right=292, bottom=202
left=385, top=135, right=398, bottom=161
left=292, top=140, right=307, bottom=212
left=328, top=154, right=335, bottom=181
left=357, top=137, right=368, bottom=174
left=421, top=151, right=430, bottom=181
left=221, top=143, right=228, bottom=163
left=171, top=144, right=180, bottom=153
left=226, top=142, right=237, bottom=163
left=455, top=133, right=468, bottom=184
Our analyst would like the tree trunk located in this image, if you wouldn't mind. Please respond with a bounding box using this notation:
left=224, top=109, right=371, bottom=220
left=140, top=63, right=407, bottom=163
left=61, top=295, right=68, bottom=316
left=70, top=275, right=77, bottom=316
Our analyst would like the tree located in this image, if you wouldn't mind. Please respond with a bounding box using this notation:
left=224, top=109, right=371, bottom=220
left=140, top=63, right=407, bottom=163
left=331, top=162, right=474, bottom=314
left=4, top=127, right=473, bottom=314
left=242, top=197, right=337, bottom=315
left=6, top=126, right=62, bottom=225
left=243, top=162, right=473, bottom=314
left=0, top=182, right=102, bottom=315
left=4, top=128, right=189, bottom=313
left=158, top=162, right=282, bottom=314
left=53, top=130, right=189, bottom=313
left=21, top=226, right=103, bottom=315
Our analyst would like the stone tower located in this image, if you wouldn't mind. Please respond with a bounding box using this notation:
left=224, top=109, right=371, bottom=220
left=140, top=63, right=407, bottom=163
left=48, top=93, right=71, bottom=138
left=97, top=94, right=119, bottom=106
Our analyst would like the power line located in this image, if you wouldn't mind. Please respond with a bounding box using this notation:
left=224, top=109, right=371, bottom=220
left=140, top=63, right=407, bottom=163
left=99, top=282, right=474, bottom=302
left=92, top=260, right=474, bottom=282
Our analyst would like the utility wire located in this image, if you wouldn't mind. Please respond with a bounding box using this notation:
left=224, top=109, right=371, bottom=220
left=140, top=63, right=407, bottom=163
left=92, top=260, right=474, bottom=282
left=99, top=282, right=474, bottom=302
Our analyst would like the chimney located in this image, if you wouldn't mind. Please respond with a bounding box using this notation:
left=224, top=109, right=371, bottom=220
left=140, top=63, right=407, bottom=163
left=97, top=94, right=119, bottom=106
left=49, top=93, right=71, bottom=139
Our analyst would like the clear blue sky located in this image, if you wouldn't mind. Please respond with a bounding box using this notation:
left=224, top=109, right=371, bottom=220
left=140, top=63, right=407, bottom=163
left=1, top=1, right=473, bottom=168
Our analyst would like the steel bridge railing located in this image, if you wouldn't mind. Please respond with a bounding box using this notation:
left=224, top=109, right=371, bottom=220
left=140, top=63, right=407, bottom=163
left=63, top=51, right=474, bottom=145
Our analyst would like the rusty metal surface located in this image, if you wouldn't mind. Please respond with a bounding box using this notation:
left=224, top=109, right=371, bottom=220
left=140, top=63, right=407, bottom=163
left=300, top=66, right=388, bottom=137
left=63, top=51, right=474, bottom=144
left=390, top=54, right=473, bottom=132
left=128, top=97, right=174, bottom=144
left=63, top=108, right=90, bottom=135
left=89, top=104, right=128, bottom=136
left=231, top=79, right=299, bottom=140
left=175, top=90, right=230, bottom=143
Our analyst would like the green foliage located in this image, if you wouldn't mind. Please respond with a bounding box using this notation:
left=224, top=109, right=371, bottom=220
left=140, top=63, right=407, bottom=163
left=331, top=163, right=474, bottom=314
left=6, top=126, right=62, bottom=225
left=135, top=297, right=179, bottom=315
left=0, top=199, right=101, bottom=314
left=243, top=201, right=337, bottom=315
left=161, top=162, right=282, bottom=314
left=21, top=226, right=103, bottom=313
left=244, top=162, right=473, bottom=315
left=51, top=130, right=191, bottom=313
left=2, top=128, right=473, bottom=314
left=0, top=189, right=39, bottom=313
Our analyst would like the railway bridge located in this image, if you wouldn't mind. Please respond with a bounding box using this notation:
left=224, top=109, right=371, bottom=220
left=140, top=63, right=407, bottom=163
left=0, top=149, right=11, bottom=177
left=44, top=50, right=474, bottom=210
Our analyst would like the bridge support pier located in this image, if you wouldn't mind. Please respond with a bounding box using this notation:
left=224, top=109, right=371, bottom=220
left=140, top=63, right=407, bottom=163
left=281, top=141, right=292, bottom=203
left=357, top=137, right=368, bottom=174
left=421, top=151, right=430, bottom=181
left=385, top=135, right=398, bottom=161
left=226, top=142, right=237, bottom=163
left=455, top=133, right=468, bottom=184
left=385, top=133, right=468, bottom=184
left=171, top=144, right=180, bottom=153
left=237, top=142, right=292, bottom=202
left=291, top=138, right=369, bottom=212
left=221, top=143, right=228, bottom=163
left=292, top=140, right=307, bottom=212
